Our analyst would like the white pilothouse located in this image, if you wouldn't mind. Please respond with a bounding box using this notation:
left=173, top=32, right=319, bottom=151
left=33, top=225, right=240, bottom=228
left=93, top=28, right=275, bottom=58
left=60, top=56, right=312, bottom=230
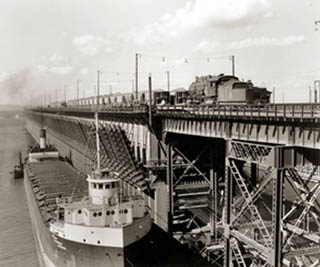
left=49, top=167, right=151, bottom=248
left=49, top=105, right=151, bottom=248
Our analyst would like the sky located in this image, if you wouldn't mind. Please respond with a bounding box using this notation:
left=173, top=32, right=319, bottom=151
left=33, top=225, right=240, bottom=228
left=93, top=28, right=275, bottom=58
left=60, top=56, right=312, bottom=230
left=0, top=0, right=319, bottom=105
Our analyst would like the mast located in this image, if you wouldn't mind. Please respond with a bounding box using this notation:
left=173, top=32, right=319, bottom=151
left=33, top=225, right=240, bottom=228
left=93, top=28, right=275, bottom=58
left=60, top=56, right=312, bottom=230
left=96, top=70, right=101, bottom=171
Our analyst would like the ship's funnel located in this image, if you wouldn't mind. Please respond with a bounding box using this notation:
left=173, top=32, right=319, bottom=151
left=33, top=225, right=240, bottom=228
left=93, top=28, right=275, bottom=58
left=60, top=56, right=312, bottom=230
left=40, top=128, right=46, bottom=149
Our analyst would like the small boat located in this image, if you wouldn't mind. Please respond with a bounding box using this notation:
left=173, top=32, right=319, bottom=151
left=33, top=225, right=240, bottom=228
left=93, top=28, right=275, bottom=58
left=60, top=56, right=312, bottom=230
left=13, top=151, right=23, bottom=179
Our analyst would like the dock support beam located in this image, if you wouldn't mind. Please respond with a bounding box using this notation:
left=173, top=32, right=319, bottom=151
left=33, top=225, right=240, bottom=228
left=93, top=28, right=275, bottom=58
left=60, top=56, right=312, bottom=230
left=272, top=168, right=284, bottom=267
left=224, top=159, right=233, bottom=267
left=167, top=144, right=174, bottom=234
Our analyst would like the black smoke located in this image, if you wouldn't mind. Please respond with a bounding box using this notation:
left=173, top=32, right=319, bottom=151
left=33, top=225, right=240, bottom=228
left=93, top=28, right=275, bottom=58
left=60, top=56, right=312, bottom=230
left=0, top=69, right=30, bottom=104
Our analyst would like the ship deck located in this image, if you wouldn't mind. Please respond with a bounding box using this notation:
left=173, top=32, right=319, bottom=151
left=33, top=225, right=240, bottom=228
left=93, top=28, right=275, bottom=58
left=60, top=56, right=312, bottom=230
left=24, top=158, right=88, bottom=224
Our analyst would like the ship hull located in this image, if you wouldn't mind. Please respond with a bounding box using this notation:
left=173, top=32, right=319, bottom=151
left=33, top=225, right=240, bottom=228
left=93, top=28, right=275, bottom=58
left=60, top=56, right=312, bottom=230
left=24, top=167, right=127, bottom=267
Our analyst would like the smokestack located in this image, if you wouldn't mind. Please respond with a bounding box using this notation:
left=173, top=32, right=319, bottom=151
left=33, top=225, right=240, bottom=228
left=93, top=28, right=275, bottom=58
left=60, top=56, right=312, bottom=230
left=40, top=128, right=46, bottom=149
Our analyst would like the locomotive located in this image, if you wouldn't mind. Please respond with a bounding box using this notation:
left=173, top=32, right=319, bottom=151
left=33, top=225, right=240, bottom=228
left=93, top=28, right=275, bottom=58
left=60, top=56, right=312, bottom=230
left=188, top=74, right=271, bottom=105
left=51, top=74, right=271, bottom=108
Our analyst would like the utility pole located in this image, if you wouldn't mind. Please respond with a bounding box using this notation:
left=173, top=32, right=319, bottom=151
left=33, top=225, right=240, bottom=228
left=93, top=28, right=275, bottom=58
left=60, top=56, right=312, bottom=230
left=135, top=53, right=139, bottom=101
left=230, top=55, right=235, bottom=76
left=64, top=85, right=67, bottom=103
left=97, top=70, right=101, bottom=105
left=77, top=79, right=80, bottom=103
left=166, top=70, right=170, bottom=92
left=315, top=80, right=320, bottom=103
left=309, top=86, right=312, bottom=103
left=273, top=87, right=275, bottom=104
left=55, top=89, right=57, bottom=107
left=131, top=79, right=135, bottom=96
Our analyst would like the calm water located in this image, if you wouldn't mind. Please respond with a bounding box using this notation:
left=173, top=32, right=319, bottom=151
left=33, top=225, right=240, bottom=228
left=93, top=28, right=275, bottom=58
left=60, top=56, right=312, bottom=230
left=0, top=115, right=39, bottom=267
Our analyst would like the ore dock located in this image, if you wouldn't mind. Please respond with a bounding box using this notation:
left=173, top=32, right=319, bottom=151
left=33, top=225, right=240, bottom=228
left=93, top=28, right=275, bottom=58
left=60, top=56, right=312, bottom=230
left=24, top=83, right=320, bottom=267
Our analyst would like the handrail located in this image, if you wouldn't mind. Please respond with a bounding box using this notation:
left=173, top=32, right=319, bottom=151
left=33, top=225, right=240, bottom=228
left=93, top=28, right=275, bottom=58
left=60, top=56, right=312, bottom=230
left=28, top=103, right=320, bottom=119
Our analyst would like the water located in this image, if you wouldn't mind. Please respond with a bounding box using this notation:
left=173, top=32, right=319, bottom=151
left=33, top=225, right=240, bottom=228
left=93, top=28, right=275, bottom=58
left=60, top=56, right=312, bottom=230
left=0, top=115, right=39, bottom=267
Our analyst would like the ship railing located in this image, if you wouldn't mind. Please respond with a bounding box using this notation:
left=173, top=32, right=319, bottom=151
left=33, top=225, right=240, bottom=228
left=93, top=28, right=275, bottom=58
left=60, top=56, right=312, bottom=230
left=120, top=195, right=144, bottom=202
left=56, top=195, right=92, bottom=206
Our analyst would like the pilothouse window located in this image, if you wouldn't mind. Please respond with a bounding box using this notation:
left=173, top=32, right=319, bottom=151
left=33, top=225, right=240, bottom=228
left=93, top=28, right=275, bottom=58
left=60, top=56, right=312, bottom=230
left=98, top=184, right=103, bottom=189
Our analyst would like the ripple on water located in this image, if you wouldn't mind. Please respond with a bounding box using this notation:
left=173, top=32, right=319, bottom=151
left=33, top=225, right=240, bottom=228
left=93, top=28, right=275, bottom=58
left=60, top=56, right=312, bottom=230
left=0, top=117, right=39, bottom=267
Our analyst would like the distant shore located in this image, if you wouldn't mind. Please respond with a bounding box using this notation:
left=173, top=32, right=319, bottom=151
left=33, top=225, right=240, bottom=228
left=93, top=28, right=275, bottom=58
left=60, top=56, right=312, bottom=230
left=0, top=104, right=24, bottom=111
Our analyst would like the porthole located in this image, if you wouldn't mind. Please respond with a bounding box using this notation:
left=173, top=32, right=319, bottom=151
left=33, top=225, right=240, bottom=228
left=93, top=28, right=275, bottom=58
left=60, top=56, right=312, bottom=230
left=97, top=241, right=100, bottom=244
left=106, top=211, right=110, bottom=216
left=78, top=209, right=82, bottom=214
left=111, top=210, right=115, bottom=215
left=124, top=209, right=128, bottom=214
left=83, top=239, right=86, bottom=242
left=93, top=212, right=97, bottom=217
left=98, top=212, right=102, bottom=216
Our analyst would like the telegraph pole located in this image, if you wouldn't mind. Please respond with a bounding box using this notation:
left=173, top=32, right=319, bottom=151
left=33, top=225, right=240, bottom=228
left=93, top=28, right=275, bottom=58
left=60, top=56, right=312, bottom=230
left=273, top=87, right=275, bottom=104
left=135, top=53, right=139, bottom=101
left=309, top=86, right=312, bottom=103
left=131, top=79, right=135, bottom=96
left=97, top=70, right=101, bottom=105
left=55, top=89, right=57, bottom=107
left=64, top=85, right=67, bottom=102
left=315, top=80, right=320, bottom=103
left=166, top=70, right=170, bottom=92
left=230, top=55, right=235, bottom=76
left=77, top=79, right=80, bottom=103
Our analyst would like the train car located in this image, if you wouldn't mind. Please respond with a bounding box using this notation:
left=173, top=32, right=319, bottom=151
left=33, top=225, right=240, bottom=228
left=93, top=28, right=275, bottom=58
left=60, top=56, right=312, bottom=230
left=153, top=91, right=170, bottom=105
left=63, top=73, right=270, bottom=108
left=138, top=89, right=170, bottom=105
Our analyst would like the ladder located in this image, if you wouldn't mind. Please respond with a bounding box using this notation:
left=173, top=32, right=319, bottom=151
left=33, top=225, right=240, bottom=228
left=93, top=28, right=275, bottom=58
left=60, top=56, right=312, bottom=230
left=230, top=160, right=273, bottom=248
left=233, top=166, right=273, bottom=222
left=230, top=238, right=247, bottom=267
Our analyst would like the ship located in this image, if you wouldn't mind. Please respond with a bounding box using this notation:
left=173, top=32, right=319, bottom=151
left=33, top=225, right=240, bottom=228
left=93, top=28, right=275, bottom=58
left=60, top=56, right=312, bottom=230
left=12, top=151, right=24, bottom=179
left=24, top=111, right=152, bottom=266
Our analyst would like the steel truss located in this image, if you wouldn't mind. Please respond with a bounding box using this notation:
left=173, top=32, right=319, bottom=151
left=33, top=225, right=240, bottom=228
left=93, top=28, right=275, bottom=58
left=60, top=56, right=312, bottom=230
left=166, top=143, right=224, bottom=264
left=224, top=140, right=320, bottom=267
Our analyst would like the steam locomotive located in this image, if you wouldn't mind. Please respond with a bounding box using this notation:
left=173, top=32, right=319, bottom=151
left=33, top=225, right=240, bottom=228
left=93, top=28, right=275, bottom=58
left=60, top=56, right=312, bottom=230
left=52, top=74, right=271, bottom=107
left=188, top=74, right=271, bottom=105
